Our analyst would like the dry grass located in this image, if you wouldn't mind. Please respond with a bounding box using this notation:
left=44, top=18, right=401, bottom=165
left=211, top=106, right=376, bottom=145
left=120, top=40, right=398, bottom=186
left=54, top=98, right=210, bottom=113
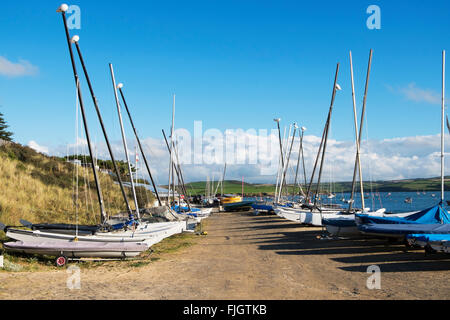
left=0, top=143, right=140, bottom=240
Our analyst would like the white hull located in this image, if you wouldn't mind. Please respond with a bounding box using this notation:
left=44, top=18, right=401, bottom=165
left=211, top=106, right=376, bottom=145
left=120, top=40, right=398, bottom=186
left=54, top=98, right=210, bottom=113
left=6, top=221, right=188, bottom=246
left=4, top=241, right=148, bottom=258
left=275, top=207, right=341, bottom=226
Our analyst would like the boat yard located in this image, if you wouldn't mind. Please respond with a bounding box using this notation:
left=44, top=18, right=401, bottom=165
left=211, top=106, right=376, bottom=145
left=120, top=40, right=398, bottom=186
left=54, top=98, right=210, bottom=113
left=1, top=211, right=448, bottom=300
left=0, top=2, right=450, bottom=305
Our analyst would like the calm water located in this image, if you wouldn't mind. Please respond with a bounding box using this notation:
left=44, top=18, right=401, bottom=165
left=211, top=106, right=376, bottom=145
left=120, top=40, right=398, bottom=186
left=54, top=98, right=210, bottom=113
left=248, top=191, right=450, bottom=213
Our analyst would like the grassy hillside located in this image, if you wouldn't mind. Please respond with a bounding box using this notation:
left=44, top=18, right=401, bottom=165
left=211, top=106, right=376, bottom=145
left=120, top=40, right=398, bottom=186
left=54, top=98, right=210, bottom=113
left=0, top=142, right=153, bottom=240
left=183, top=177, right=450, bottom=196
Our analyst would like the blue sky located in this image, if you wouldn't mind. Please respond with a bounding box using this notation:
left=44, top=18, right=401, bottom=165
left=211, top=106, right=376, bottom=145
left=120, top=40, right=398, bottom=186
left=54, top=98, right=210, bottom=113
left=1, top=1, right=450, bottom=182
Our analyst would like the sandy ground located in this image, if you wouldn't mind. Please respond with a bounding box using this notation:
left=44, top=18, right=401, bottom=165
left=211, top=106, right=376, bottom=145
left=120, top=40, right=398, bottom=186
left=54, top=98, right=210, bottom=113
left=0, top=211, right=449, bottom=300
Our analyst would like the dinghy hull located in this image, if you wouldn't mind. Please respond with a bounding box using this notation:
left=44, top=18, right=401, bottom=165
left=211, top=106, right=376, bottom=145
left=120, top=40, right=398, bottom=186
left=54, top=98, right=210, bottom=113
left=4, top=241, right=148, bottom=258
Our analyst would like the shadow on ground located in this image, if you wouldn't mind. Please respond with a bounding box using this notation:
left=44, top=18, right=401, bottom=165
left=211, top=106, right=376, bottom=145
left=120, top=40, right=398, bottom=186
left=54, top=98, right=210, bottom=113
left=233, top=212, right=450, bottom=273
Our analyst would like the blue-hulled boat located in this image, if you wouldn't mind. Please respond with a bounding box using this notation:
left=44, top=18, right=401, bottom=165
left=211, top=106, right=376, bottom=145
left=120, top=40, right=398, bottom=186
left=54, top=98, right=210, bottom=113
left=358, top=222, right=450, bottom=239
left=355, top=204, right=450, bottom=226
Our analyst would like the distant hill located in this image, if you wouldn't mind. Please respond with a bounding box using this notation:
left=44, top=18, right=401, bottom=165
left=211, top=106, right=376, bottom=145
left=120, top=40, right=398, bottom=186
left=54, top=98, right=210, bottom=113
left=182, top=177, right=450, bottom=196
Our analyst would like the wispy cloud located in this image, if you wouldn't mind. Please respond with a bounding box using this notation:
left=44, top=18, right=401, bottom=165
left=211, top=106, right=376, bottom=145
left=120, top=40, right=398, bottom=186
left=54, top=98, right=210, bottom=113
left=27, top=141, right=49, bottom=154
left=396, top=83, right=441, bottom=105
left=0, top=56, right=38, bottom=77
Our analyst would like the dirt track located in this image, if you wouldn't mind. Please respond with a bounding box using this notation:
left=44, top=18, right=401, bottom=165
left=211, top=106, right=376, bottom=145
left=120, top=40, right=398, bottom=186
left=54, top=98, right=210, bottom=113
left=0, top=212, right=449, bottom=300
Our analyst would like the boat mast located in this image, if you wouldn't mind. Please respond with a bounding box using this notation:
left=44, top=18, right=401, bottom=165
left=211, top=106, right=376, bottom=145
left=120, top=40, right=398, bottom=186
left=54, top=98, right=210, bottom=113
left=278, top=125, right=291, bottom=201
left=305, top=119, right=328, bottom=205
left=348, top=50, right=373, bottom=212
left=221, top=163, right=227, bottom=197
left=162, top=129, right=191, bottom=211
left=313, top=63, right=341, bottom=208
left=293, top=126, right=307, bottom=197
left=117, top=85, right=163, bottom=206
left=109, top=64, right=140, bottom=219
left=57, top=5, right=107, bottom=224
left=273, top=118, right=283, bottom=203
left=442, top=50, right=446, bottom=205
left=300, top=127, right=308, bottom=190
left=71, top=37, right=134, bottom=218
left=278, top=124, right=297, bottom=202
left=169, top=95, right=176, bottom=206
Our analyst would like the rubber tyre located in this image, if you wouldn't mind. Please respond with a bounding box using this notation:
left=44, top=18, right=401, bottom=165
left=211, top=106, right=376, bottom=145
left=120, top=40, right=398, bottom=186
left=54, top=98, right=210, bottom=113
left=55, top=255, right=68, bottom=267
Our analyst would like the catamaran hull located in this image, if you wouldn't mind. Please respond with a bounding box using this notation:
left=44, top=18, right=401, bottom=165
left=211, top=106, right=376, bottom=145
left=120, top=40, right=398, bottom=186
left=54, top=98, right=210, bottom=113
left=275, top=208, right=341, bottom=226
left=3, top=241, right=148, bottom=258
left=324, top=211, right=416, bottom=237
left=6, top=221, right=188, bottom=245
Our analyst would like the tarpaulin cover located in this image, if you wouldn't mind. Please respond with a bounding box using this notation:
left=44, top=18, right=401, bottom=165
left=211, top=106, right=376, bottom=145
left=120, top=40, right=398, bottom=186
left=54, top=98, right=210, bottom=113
left=406, top=233, right=450, bottom=242
left=355, top=205, right=450, bottom=225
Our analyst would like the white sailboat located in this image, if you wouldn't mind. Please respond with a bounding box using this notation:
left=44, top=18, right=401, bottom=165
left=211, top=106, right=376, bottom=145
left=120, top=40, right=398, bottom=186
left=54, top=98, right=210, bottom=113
left=2, top=5, right=190, bottom=255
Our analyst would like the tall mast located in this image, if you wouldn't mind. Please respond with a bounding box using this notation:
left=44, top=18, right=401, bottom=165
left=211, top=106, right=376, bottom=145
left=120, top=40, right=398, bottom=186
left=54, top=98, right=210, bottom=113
left=273, top=118, right=283, bottom=202
left=57, top=5, right=107, bottom=223
left=442, top=50, right=446, bottom=204
left=300, top=127, right=308, bottom=189
left=293, top=126, right=307, bottom=197
left=71, top=37, right=133, bottom=217
left=162, top=130, right=191, bottom=210
left=314, top=63, right=340, bottom=207
left=349, top=50, right=373, bottom=211
left=118, top=85, right=163, bottom=206
left=305, top=120, right=328, bottom=204
left=278, top=124, right=297, bottom=201
left=169, top=94, right=176, bottom=206
left=278, top=125, right=290, bottom=201
left=221, top=164, right=227, bottom=197
left=109, top=64, right=140, bottom=219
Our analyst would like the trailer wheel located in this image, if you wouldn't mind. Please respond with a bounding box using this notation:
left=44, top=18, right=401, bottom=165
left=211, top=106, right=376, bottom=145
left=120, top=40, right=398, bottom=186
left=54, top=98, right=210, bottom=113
left=55, top=255, right=68, bottom=267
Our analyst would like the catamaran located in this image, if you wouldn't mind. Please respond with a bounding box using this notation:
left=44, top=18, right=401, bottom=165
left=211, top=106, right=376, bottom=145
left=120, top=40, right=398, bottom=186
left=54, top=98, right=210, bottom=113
left=353, top=50, right=450, bottom=238
left=2, top=4, right=191, bottom=254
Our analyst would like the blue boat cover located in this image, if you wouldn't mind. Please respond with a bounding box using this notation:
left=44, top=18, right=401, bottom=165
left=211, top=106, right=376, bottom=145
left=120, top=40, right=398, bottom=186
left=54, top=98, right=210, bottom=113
left=172, top=205, right=200, bottom=212
left=406, top=233, right=450, bottom=242
left=358, top=223, right=450, bottom=236
left=252, top=204, right=274, bottom=211
left=171, top=205, right=199, bottom=217
left=355, top=205, right=450, bottom=225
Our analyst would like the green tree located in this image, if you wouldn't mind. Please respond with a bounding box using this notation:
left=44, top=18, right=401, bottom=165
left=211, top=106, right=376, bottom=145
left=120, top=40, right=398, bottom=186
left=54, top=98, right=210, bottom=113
left=0, top=111, right=13, bottom=141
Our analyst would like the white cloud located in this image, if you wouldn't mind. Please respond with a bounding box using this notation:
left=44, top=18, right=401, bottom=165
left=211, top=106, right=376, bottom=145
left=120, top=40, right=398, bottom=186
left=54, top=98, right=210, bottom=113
left=397, top=83, right=441, bottom=105
left=0, top=56, right=38, bottom=77
left=42, top=131, right=450, bottom=185
left=27, top=141, right=49, bottom=154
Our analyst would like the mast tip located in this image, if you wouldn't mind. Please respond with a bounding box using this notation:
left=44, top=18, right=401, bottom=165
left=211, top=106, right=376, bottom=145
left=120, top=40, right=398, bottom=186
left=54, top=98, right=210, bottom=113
left=56, top=4, right=68, bottom=12
left=71, top=35, right=80, bottom=43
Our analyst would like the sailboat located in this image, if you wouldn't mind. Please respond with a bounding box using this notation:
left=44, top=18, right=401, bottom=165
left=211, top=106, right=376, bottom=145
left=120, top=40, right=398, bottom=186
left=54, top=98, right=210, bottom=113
left=357, top=50, right=450, bottom=239
left=275, top=64, right=346, bottom=226
left=321, top=50, right=418, bottom=236
left=2, top=5, right=189, bottom=254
